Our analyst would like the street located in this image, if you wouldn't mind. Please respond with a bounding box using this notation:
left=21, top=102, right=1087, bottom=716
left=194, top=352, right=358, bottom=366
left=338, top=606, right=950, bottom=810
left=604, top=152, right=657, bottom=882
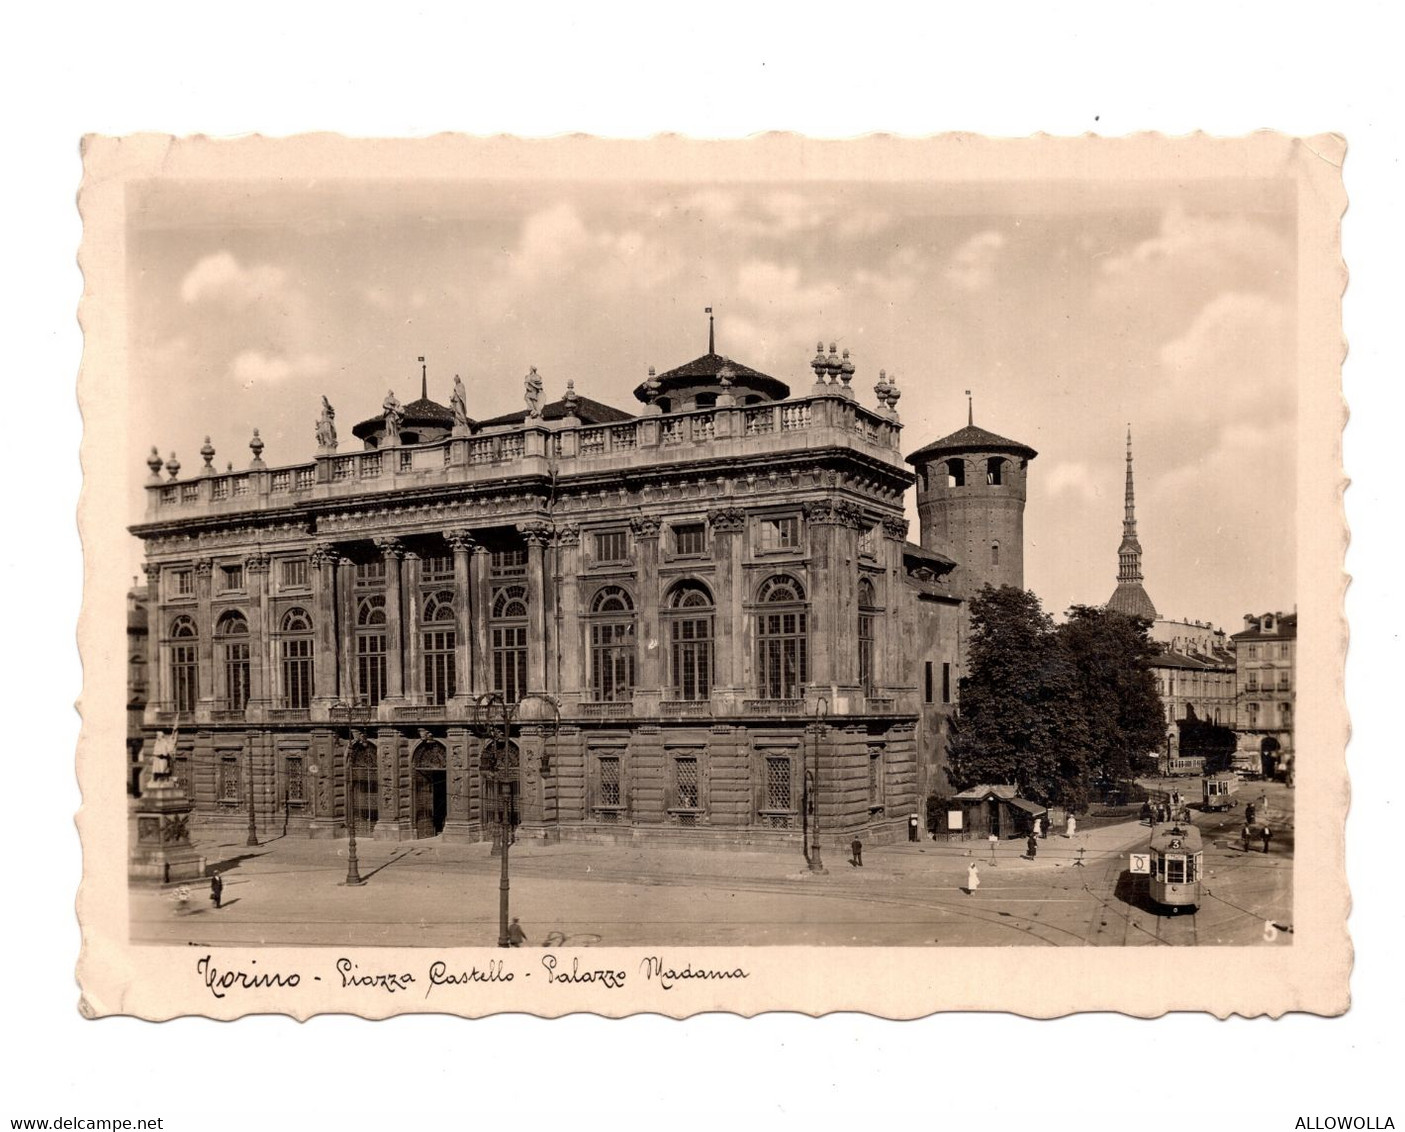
left=131, top=780, right=1293, bottom=949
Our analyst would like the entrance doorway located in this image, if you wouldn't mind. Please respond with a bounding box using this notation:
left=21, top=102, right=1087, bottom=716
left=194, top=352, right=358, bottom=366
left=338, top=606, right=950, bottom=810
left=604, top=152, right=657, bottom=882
left=411, top=740, right=448, bottom=838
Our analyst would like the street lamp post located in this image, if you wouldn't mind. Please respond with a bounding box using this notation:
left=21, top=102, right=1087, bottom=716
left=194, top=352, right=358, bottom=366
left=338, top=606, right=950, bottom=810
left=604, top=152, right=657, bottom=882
left=344, top=754, right=364, bottom=886
left=245, top=757, right=259, bottom=847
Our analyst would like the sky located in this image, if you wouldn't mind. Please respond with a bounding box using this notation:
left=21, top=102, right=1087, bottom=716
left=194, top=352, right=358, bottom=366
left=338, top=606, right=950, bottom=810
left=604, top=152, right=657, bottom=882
left=125, top=169, right=1297, bottom=632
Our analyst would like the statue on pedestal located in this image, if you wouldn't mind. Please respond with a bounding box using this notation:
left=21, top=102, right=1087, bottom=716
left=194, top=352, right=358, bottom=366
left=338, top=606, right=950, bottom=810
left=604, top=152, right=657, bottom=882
left=451, top=374, right=470, bottom=429
left=524, top=367, right=544, bottom=418
left=316, top=395, right=338, bottom=450
left=383, top=389, right=404, bottom=442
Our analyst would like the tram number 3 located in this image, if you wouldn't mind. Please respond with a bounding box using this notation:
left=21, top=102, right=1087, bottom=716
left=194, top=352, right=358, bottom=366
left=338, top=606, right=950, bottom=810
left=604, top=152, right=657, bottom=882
left=1263, top=920, right=1279, bottom=942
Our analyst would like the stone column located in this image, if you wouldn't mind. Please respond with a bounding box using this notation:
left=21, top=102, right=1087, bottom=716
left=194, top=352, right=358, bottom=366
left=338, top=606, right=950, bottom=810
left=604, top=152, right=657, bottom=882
left=310, top=543, right=338, bottom=708
left=245, top=551, right=271, bottom=715
left=447, top=530, right=474, bottom=704
left=521, top=522, right=550, bottom=695
left=707, top=507, right=746, bottom=706
left=376, top=537, right=405, bottom=704
left=553, top=525, right=582, bottom=711
left=336, top=554, right=356, bottom=702
left=631, top=515, right=663, bottom=711
left=194, top=557, right=215, bottom=718
left=470, top=544, right=491, bottom=695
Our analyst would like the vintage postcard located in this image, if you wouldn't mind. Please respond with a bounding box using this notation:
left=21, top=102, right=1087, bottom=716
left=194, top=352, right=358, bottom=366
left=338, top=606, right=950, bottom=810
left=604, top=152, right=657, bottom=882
left=75, top=133, right=1348, bottom=1019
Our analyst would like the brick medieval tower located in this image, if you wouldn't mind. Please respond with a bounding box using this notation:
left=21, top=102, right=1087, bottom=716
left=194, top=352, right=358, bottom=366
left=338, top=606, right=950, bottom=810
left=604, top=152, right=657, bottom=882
left=905, top=399, right=1037, bottom=597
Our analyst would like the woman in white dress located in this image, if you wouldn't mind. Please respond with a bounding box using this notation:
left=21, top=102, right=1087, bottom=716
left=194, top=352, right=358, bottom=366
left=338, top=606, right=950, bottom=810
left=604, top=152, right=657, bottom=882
left=966, top=862, right=980, bottom=895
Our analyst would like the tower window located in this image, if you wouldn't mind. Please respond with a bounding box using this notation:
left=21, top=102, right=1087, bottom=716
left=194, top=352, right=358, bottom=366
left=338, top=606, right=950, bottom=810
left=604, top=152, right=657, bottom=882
left=991, top=542, right=1000, bottom=567
left=945, top=459, right=965, bottom=488
left=987, top=457, right=1006, bottom=485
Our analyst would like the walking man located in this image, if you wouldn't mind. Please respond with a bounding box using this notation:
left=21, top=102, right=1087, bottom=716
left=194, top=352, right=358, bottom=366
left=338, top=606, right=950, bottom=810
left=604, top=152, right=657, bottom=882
left=507, top=917, right=526, bottom=947
left=209, top=871, right=223, bottom=910
left=1261, top=825, right=1273, bottom=854
left=1026, top=833, right=1038, bottom=860
left=1242, top=823, right=1252, bottom=853
left=851, top=837, right=864, bottom=867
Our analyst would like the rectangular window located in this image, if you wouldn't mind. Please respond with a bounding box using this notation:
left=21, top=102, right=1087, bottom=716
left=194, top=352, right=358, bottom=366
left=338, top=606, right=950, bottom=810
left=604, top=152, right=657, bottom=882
left=170, top=569, right=194, bottom=598
left=858, top=525, right=878, bottom=558
left=858, top=612, right=875, bottom=694
left=591, top=622, right=636, bottom=702
left=1246, top=672, right=1259, bottom=691
left=756, top=515, right=801, bottom=553
left=354, top=560, right=386, bottom=586
left=357, top=633, right=387, bottom=705
left=170, top=645, right=198, bottom=714
left=671, top=616, right=712, bottom=701
left=924, top=661, right=934, bottom=704
left=675, top=756, right=699, bottom=810
left=280, top=558, right=308, bottom=589
left=598, top=756, right=622, bottom=808
left=218, top=755, right=241, bottom=803
left=942, top=662, right=952, bottom=704
left=868, top=747, right=885, bottom=810
left=490, top=548, right=527, bottom=577
left=1278, top=673, right=1291, bottom=691
left=223, top=641, right=251, bottom=709
left=673, top=522, right=707, bottom=556
left=764, top=755, right=792, bottom=811
left=423, top=629, right=457, bottom=705
left=593, top=530, right=629, bottom=563
left=757, top=610, right=808, bottom=699
left=220, top=564, right=244, bottom=592
left=1166, top=856, right=1186, bottom=884
left=421, top=554, right=455, bottom=582
left=492, top=625, right=527, bottom=703
left=285, top=755, right=305, bottom=803
left=280, top=638, right=313, bottom=709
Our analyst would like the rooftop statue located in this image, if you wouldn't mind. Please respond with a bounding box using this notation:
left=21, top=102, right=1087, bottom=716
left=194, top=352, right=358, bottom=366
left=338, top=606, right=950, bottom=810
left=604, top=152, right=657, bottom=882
left=383, top=389, right=404, bottom=439
left=451, top=374, right=469, bottom=428
left=316, top=395, right=338, bottom=449
left=524, top=367, right=543, bottom=418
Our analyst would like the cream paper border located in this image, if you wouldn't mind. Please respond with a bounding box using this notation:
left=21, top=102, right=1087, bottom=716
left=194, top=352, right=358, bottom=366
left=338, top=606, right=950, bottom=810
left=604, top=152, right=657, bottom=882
left=75, top=132, right=1349, bottom=1019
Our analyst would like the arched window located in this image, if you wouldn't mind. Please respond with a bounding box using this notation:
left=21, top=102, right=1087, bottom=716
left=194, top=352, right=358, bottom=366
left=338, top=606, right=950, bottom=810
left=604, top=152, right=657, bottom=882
left=756, top=575, right=808, bottom=699
left=491, top=583, right=528, bottom=703
left=693, top=392, right=718, bottom=409
left=589, top=585, right=636, bottom=702
left=422, top=590, right=457, bottom=705
left=945, top=459, right=965, bottom=488
left=667, top=581, right=714, bottom=702
left=356, top=594, right=387, bottom=706
left=278, top=607, right=314, bottom=710
left=168, top=615, right=198, bottom=715
left=987, top=457, right=1006, bottom=485
left=857, top=578, right=878, bottom=695
left=216, top=611, right=250, bottom=711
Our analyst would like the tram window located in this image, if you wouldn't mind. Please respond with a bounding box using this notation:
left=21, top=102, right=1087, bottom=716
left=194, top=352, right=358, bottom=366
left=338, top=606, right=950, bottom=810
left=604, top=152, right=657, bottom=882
left=1155, top=855, right=1166, bottom=880
left=1166, top=856, right=1185, bottom=883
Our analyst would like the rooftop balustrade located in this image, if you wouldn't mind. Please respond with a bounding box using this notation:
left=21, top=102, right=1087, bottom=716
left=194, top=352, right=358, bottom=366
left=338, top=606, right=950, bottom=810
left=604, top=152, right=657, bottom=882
left=141, top=392, right=906, bottom=522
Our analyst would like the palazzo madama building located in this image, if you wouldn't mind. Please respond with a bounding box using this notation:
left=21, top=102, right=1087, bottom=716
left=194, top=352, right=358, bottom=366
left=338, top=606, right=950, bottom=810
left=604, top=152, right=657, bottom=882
left=130, top=335, right=1031, bottom=849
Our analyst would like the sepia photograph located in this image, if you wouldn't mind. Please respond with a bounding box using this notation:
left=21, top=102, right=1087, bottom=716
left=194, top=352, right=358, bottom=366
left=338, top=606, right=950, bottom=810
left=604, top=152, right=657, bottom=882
left=75, top=133, right=1346, bottom=1019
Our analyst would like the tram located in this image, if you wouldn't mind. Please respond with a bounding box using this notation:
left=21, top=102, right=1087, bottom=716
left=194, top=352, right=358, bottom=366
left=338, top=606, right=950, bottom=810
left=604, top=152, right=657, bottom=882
left=1147, top=821, right=1203, bottom=913
left=1201, top=773, right=1239, bottom=812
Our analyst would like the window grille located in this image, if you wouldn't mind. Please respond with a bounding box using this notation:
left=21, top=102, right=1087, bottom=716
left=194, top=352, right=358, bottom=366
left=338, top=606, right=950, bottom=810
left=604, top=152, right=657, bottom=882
left=765, top=756, right=792, bottom=811
left=598, top=756, right=621, bottom=807
left=285, top=755, right=305, bottom=803
left=676, top=757, right=699, bottom=809
left=218, top=755, right=241, bottom=803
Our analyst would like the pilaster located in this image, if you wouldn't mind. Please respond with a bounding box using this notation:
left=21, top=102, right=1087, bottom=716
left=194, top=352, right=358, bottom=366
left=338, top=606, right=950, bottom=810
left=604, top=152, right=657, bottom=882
left=447, top=530, right=474, bottom=707
left=470, top=545, right=491, bottom=695
left=194, top=557, right=215, bottom=719
left=521, top=522, right=550, bottom=695
left=376, top=537, right=406, bottom=704
left=630, top=515, right=662, bottom=711
left=708, top=506, right=746, bottom=705
left=310, top=543, right=338, bottom=708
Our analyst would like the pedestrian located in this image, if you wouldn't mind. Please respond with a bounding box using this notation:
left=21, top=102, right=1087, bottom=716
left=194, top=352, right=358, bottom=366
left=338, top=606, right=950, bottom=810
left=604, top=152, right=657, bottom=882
left=507, top=917, right=527, bottom=947
left=1026, top=833, right=1038, bottom=860
left=988, top=831, right=999, bottom=862
left=1261, top=825, right=1273, bottom=854
left=851, top=837, right=864, bottom=867
left=1245, top=802, right=1256, bottom=826
left=909, top=813, right=920, bottom=843
left=1242, top=823, right=1252, bottom=853
left=1036, top=815, right=1045, bottom=839
left=1140, top=800, right=1152, bottom=826
left=966, top=861, right=980, bottom=895
left=1065, top=814, right=1077, bottom=838
left=209, top=871, right=223, bottom=909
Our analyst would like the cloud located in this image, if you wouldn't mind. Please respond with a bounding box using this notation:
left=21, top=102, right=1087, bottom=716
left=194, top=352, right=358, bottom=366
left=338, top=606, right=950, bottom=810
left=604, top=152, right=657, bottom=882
left=1043, top=460, right=1102, bottom=503
left=229, top=349, right=329, bottom=387
left=943, top=230, right=1007, bottom=293
left=180, top=251, right=287, bottom=306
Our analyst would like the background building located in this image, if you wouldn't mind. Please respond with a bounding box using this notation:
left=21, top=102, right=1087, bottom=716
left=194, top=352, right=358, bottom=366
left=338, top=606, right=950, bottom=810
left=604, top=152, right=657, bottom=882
left=1232, top=611, right=1297, bottom=780
left=130, top=336, right=1020, bottom=850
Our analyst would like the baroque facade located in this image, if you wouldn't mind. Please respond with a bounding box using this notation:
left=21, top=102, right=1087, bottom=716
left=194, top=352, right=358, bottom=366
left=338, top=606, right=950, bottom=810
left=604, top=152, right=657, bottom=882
left=1232, top=611, right=1296, bottom=780
left=131, top=338, right=1022, bottom=850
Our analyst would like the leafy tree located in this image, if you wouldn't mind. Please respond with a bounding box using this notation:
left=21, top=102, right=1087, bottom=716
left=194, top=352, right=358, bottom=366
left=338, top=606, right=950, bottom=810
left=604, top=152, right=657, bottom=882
left=945, top=586, right=1090, bottom=809
left=1057, top=605, right=1167, bottom=786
